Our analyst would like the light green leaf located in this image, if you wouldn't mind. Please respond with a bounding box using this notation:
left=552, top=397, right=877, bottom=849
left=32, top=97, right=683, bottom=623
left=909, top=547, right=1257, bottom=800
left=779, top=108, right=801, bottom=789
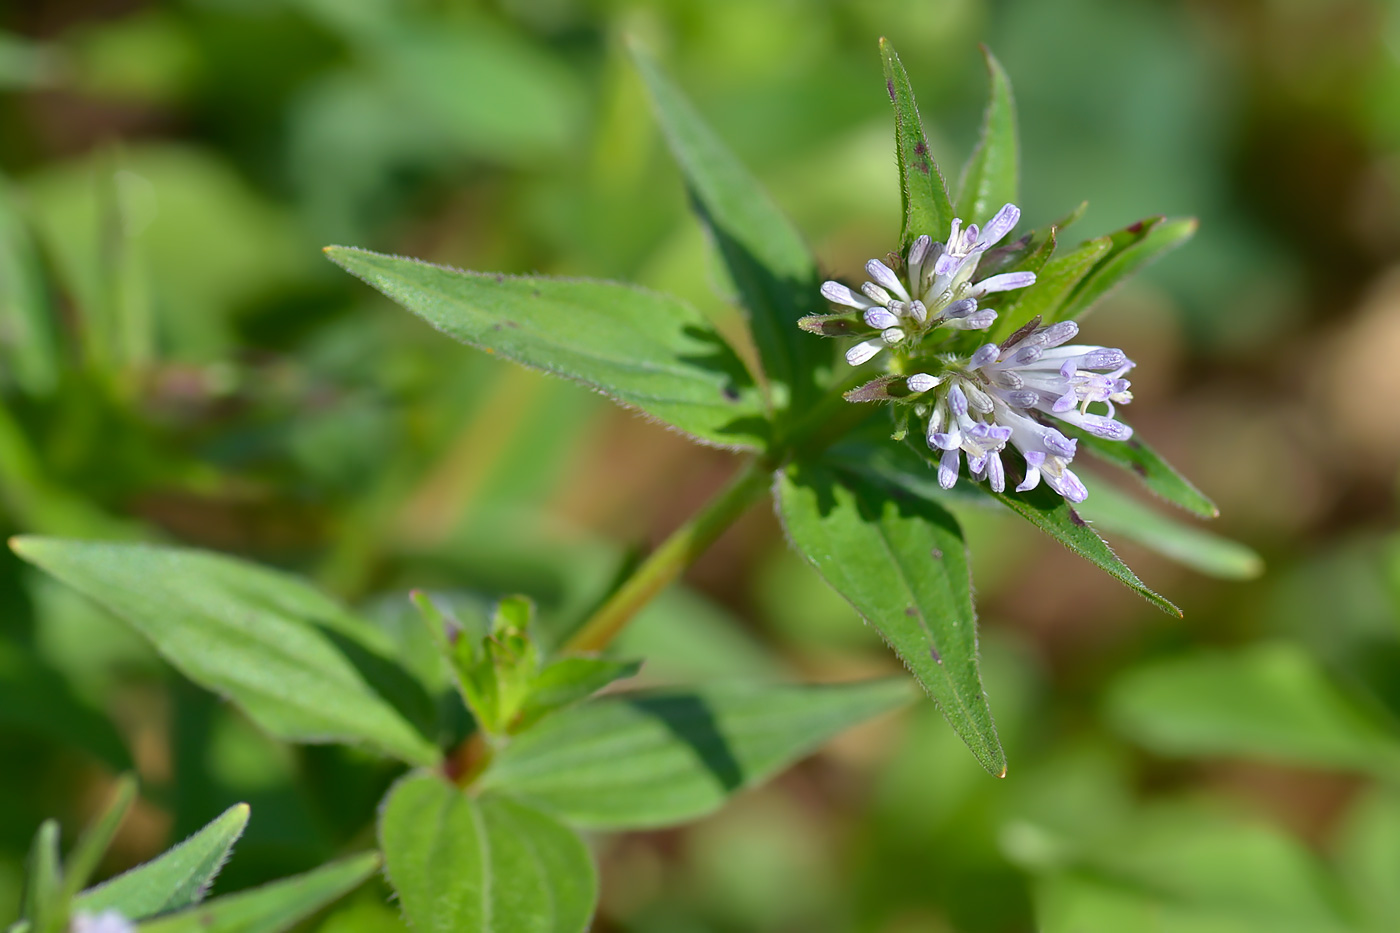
left=136, top=853, right=380, bottom=933
left=880, top=38, right=954, bottom=251
left=1075, top=482, right=1261, bottom=580
left=12, top=537, right=440, bottom=766
left=380, top=772, right=596, bottom=933
left=1336, top=788, right=1400, bottom=930
left=990, top=235, right=1110, bottom=341
left=776, top=462, right=1004, bottom=775
left=0, top=173, right=59, bottom=395
left=77, top=803, right=249, bottom=918
left=64, top=775, right=137, bottom=899
left=324, top=247, right=768, bottom=451
left=1106, top=643, right=1400, bottom=777
left=1055, top=216, right=1197, bottom=323
left=516, top=657, right=641, bottom=731
left=631, top=45, right=828, bottom=419
left=1066, top=426, right=1218, bottom=518
left=479, top=678, right=912, bottom=829
left=955, top=47, right=1018, bottom=228
left=982, top=481, right=1180, bottom=617
left=22, top=820, right=61, bottom=933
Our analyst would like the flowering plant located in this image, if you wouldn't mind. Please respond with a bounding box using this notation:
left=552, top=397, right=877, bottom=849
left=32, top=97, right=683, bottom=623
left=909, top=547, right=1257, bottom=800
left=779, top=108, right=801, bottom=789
left=9, top=39, right=1230, bottom=933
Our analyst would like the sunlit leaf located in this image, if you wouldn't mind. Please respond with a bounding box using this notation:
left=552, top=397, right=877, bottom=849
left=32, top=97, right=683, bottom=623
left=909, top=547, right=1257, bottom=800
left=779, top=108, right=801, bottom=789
left=12, top=538, right=441, bottom=766
left=77, top=803, right=249, bottom=918
left=479, top=679, right=912, bottom=829
left=879, top=38, right=955, bottom=251
left=380, top=772, right=596, bottom=933
left=1055, top=216, right=1197, bottom=323
left=777, top=462, right=1005, bottom=775
left=1066, top=427, right=1217, bottom=519
left=325, top=247, right=769, bottom=451
left=955, top=47, right=1018, bottom=228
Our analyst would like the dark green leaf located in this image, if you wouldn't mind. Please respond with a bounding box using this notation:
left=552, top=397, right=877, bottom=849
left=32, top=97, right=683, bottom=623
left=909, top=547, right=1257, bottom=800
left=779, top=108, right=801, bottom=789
left=1075, top=482, right=1261, bottom=580
left=984, top=481, right=1179, bottom=616
left=479, top=678, right=912, bottom=829
left=325, top=247, right=768, bottom=451
left=975, top=224, right=1055, bottom=286
left=777, top=462, right=1004, bottom=774
left=380, top=772, right=596, bottom=933
left=0, top=641, right=133, bottom=771
left=880, top=38, right=954, bottom=251
left=1065, top=426, right=1217, bottom=518
left=77, top=803, right=249, bottom=918
left=631, top=45, right=828, bottom=419
left=136, top=853, right=380, bottom=933
left=1106, top=643, right=1400, bottom=777
left=955, top=46, right=1018, bottom=227
left=12, top=538, right=440, bottom=766
left=1056, top=216, right=1197, bottom=323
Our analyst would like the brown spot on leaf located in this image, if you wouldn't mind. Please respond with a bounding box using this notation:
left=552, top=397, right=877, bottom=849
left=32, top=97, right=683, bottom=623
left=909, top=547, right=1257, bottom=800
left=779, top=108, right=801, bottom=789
left=930, top=547, right=943, bottom=560
left=904, top=606, right=917, bottom=617
left=887, top=79, right=896, bottom=100
left=1068, top=507, right=1086, bottom=526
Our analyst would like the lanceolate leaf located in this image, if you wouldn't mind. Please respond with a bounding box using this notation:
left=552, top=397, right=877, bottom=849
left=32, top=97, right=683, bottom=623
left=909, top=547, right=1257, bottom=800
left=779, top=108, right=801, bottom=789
left=380, top=772, right=596, bottom=933
left=991, top=236, right=1109, bottom=341
left=777, top=462, right=1004, bottom=775
left=1055, top=216, right=1197, bottom=323
left=880, top=38, right=955, bottom=251
left=982, top=482, right=1180, bottom=617
left=325, top=247, right=769, bottom=451
left=21, top=821, right=60, bottom=933
left=479, top=679, right=913, bottom=828
left=63, top=775, right=137, bottom=899
left=78, top=803, right=249, bottom=918
left=0, top=173, right=59, bottom=396
left=632, top=47, right=829, bottom=421
left=1075, top=482, right=1262, bottom=581
left=1063, top=426, right=1218, bottom=519
left=12, top=538, right=441, bottom=766
left=955, top=47, right=1019, bottom=228
left=136, top=853, right=380, bottom=933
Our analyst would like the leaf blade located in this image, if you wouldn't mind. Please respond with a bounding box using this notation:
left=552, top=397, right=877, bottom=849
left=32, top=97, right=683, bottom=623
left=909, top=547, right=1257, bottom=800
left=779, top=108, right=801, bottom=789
left=880, top=38, right=955, bottom=251
left=777, top=462, right=1005, bottom=774
left=325, top=247, right=769, bottom=451
left=955, top=46, right=1019, bottom=227
left=12, top=537, right=440, bottom=766
left=1056, top=216, right=1197, bottom=323
left=478, top=679, right=913, bottom=829
left=1066, top=427, right=1218, bottom=518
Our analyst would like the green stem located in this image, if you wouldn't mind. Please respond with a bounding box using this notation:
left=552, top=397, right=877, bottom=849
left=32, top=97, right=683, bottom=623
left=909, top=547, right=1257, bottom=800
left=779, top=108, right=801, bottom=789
left=562, top=458, right=771, bottom=653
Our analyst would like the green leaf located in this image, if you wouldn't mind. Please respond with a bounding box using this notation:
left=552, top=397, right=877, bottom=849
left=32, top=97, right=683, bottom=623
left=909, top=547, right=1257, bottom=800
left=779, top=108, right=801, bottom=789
left=1106, top=643, right=1400, bottom=778
left=479, top=678, right=912, bottom=829
left=981, top=481, right=1180, bottom=617
left=1064, top=427, right=1217, bottom=518
left=12, top=538, right=441, bottom=766
left=64, top=775, right=137, bottom=899
left=1336, top=788, right=1400, bottom=930
left=22, top=820, right=61, bottom=933
left=776, top=462, right=1004, bottom=775
left=880, top=38, right=954, bottom=252
left=324, top=247, right=768, bottom=451
left=136, top=853, right=380, bottom=933
left=989, top=236, right=1110, bottom=342
left=631, top=45, right=828, bottom=419
left=380, top=772, right=596, bottom=933
left=0, top=173, right=59, bottom=395
left=1074, top=482, right=1262, bottom=581
left=955, top=47, right=1018, bottom=228
left=975, top=224, right=1055, bottom=287
left=1055, top=216, right=1197, bottom=323
left=77, top=803, right=249, bottom=918
left=516, top=657, right=641, bottom=731
left=0, top=641, right=133, bottom=770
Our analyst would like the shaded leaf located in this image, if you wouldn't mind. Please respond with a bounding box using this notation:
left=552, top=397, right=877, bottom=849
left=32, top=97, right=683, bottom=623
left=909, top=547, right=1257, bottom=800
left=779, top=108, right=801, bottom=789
left=325, top=247, right=768, bottom=451
left=0, top=173, right=59, bottom=395
left=0, top=641, right=133, bottom=771
left=22, top=820, right=61, bottom=933
left=479, top=679, right=912, bottom=829
left=632, top=45, right=828, bottom=419
left=12, top=537, right=440, bottom=766
left=1106, top=643, right=1400, bottom=778
left=64, top=775, right=137, bottom=899
left=955, top=46, right=1018, bottom=227
left=77, top=803, right=249, bottom=918
left=380, top=772, right=596, bottom=933
left=136, top=853, right=380, bottom=933
left=990, top=236, right=1109, bottom=342
left=879, top=38, right=954, bottom=251
left=1075, top=482, right=1261, bottom=581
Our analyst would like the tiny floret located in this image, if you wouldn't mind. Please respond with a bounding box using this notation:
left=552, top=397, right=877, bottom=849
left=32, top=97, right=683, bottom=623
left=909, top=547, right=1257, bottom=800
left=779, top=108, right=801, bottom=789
left=71, top=912, right=135, bottom=933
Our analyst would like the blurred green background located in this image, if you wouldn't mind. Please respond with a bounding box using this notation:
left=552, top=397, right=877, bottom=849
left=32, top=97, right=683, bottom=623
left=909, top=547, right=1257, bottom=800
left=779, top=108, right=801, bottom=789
left=3, top=0, right=1400, bottom=931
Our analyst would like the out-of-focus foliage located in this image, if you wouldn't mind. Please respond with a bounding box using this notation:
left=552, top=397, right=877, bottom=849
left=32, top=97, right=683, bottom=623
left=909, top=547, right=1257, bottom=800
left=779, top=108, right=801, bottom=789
left=3, top=1, right=1400, bottom=931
